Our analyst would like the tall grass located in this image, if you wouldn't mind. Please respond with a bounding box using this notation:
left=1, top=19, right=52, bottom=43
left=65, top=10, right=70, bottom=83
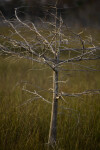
left=0, top=55, right=100, bottom=150
left=0, top=23, right=100, bottom=149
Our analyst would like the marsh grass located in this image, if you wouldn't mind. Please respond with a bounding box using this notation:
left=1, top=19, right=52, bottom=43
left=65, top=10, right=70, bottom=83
left=0, top=56, right=100, bottom=150
left=0, top=26, right=100, bottom=150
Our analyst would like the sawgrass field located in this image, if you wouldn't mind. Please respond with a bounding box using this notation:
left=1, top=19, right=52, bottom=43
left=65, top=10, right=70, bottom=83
left=0, top=26, right=100, bottom=150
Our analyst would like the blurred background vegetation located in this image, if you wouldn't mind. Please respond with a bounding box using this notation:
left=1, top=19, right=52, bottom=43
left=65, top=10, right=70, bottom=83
left=0, top=0, right=100, bottom=27
left=0, top=25, right=100, bottom=150
left=0, top=1, right=100, bottom=150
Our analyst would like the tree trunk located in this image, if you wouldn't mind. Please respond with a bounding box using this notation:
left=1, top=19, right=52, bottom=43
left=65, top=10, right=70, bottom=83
left=48, top=69, right=59, bottom=145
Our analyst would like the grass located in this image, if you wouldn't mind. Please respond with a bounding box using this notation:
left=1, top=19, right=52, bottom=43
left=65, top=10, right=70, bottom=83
left=0, top=25, right=100, bottom=150
left=0, top=56, right=100, bottom=150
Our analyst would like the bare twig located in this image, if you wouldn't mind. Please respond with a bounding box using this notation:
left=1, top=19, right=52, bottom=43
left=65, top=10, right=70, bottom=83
left=61, top=89, right=100, bottom=97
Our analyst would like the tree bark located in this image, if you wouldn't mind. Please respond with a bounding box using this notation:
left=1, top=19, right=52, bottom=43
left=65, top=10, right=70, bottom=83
left=48, top=69, right=59, bottom=145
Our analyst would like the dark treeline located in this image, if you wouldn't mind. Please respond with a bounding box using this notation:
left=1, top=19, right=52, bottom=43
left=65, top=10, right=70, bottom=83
left=0, top=0, right=100, bottom=26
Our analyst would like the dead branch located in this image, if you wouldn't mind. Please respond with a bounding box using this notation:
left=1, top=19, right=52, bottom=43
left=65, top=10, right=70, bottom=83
left=61, top=89, right=100, bottom=97
left=22, top=87, right=52, bottom=104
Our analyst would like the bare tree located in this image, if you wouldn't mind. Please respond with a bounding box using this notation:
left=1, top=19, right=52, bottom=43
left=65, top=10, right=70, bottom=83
left=0, top=6, right=100, bottom=147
